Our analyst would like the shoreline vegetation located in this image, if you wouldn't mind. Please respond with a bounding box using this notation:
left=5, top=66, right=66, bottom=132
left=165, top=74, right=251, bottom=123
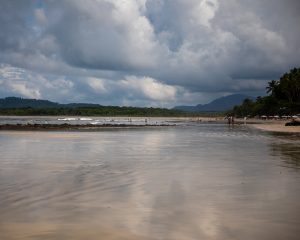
left=227, top=68, right=300, bottom=118
left=0, top=106, right=224, bottom=118
left=0, top=97, right=224, bottom=117
left=226, top=67, right=300, bottom=133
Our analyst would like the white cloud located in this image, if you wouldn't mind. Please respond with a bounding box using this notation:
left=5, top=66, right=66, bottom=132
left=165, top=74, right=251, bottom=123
left=0, top=64, right=74, bottom=101
left=192, top=0, right=219, bottom=28
left=87, top=77, right=107, bottom=92
left=121, top=76, right=177, bottom=101
left=0, top=65, right=41, bottom=98
left=8, top=82, right=41, bottom=99
left=0, top=65, right=184, bottom=107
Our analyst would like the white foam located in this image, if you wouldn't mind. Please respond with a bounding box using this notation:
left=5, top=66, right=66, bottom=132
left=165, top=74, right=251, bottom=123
left=57, top=118, right=78, bottom=121
left=79, top=118, right=93, bottom=121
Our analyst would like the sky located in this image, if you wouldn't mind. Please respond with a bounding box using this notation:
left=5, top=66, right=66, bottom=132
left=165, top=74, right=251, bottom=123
left=0, top=0, right=300, bottom=107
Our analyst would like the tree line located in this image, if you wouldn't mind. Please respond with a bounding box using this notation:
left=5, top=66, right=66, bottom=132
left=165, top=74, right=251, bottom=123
left=0, top=105, right=183, bottom=117
left=228, top=68, right=300, bottom=117
left=0, top=105, right=227, bottom=117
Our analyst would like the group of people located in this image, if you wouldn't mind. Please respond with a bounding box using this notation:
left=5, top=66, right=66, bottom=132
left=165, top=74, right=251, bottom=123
left=227, top=116, right=235, bottom=125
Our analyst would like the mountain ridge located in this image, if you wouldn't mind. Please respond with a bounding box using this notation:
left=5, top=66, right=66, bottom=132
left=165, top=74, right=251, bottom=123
left=174, top=94, right=255, bottom=112
left=0, top=97, right=103, bottom=109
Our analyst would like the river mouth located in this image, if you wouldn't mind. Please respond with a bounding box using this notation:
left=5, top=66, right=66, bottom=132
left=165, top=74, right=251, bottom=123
left=1, top=124, right=300, bottom=240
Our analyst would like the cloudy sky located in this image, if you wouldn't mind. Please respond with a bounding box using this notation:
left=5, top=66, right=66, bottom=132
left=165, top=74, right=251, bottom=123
left=0, top=0, right=299, bottom=107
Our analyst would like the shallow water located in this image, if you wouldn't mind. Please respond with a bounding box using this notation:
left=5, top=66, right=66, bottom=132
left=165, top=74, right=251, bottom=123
left=0, top=124, right=300, bottom=240
left=0, top=116, right=194, bottom=126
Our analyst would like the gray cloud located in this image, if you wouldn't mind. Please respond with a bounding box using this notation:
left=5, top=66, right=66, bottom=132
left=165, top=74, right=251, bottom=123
left=45, top=0, right=163, bottom=71
left=0, top=0, right=299, bottom=106
left=0, top=1, right=34, bottom=51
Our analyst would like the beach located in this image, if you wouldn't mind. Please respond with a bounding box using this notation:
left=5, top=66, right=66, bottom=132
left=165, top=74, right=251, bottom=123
left=251, top=121, right=300, bottom=133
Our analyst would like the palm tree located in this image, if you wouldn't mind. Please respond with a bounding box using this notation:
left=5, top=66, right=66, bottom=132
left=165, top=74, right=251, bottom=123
left=266, top=80, right=278, bottom=95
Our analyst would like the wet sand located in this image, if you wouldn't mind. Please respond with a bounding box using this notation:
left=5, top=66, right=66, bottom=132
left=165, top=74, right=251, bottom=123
left=0, top=123, right=170, bottom=130
left=1, top=124, right=300, bottom=240
left=252, top=122, right=300, bottom=133
left=0, top=223, right=150, bottom=240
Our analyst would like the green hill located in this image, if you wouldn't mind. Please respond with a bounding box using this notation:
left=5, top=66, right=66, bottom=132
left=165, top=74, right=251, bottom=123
left=0, top=97, right=188, bottom=117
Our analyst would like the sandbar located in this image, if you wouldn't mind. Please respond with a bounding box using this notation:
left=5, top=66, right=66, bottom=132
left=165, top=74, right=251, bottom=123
left=252, top=122, right=300, bottom=133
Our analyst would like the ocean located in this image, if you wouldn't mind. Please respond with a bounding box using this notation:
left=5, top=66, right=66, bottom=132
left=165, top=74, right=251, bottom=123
left=0, top=120, right=300, bottom=239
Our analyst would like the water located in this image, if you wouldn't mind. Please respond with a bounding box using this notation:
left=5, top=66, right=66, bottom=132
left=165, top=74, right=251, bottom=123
left=0, top=116, right=196, bottom=126
left=0, top=124, right=300, bottom=240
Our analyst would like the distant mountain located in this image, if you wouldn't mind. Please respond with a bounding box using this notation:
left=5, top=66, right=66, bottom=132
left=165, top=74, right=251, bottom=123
left=174, top=94, right=255, bottom=112
left=0, top=95, right=255, bottom=112
left=0, top=97, right=102, bottom=108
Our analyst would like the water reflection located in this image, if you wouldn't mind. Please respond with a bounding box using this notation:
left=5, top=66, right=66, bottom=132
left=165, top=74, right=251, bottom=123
left=0, top=125, right=300, bottom=239
left=271, top=142, right=300, bottom=169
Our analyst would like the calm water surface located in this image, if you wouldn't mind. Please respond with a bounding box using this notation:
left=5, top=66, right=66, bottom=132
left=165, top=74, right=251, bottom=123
left=0, top=124, right=300, bottom=240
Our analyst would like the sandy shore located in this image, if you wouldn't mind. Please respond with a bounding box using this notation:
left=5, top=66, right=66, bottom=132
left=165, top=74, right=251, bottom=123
left=252, top=122, right=300, bottom=133
left=0, top=117, right=299, bottom=133
left=0, top=223, right=150, bottom=240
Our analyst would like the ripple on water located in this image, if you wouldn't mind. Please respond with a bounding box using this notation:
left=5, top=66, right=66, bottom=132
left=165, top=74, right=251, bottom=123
left=0, top=123, right=300, bottom=239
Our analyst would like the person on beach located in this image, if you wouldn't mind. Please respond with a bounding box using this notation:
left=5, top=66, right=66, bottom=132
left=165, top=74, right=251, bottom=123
left=227, top=116, right=231, bottom=125
left=227, top=116, right=235, bottom=125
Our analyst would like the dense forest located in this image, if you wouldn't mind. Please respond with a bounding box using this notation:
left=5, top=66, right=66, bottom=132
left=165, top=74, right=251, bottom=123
left=228, top=68, right=300, bottom=117
left=0, top=105, right=226, bottom=117
left=0, top=97, right=185, bottom=116
left=0, top=105, right=185, bottom=117
left=0, top=97, right=225, bottom=117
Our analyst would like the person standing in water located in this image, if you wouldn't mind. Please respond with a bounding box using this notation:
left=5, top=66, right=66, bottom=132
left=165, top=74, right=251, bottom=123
left=227, top=116, right=232, bottom=125
left=227, top=116, right=235, bottom=125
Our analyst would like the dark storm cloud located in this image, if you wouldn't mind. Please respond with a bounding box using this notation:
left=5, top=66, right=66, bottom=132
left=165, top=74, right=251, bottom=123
left=47, top=1, right=131, bottom=70
left=0, top=1, right=34, bottom=51
left=0, top=0, right=300, bottom=106
left=44, top=0, right=162, bottom=71
left=211, top=0, right=300, bottom=80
